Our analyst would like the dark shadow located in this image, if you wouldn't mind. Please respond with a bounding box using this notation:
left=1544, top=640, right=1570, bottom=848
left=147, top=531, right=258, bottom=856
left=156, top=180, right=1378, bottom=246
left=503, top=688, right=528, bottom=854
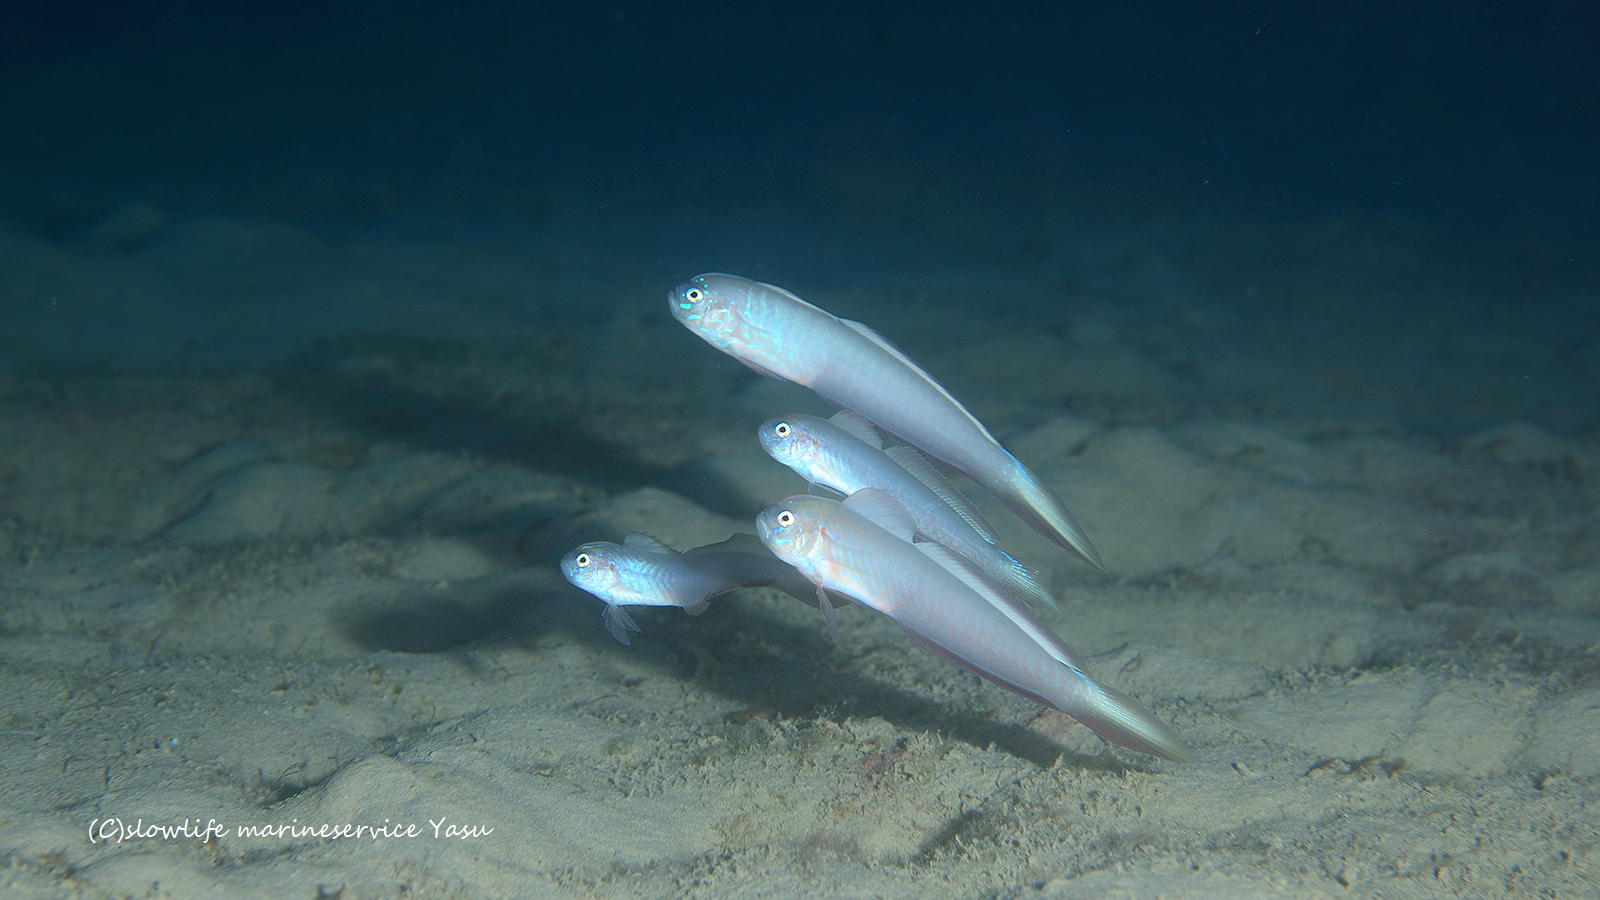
left=287, top=332, right=1152, bottom=772
left=276, top=331, right=666, bottom=491
left=429, top=566, right=1151, bottom=774
left=335, top=568, right=564, bottom=653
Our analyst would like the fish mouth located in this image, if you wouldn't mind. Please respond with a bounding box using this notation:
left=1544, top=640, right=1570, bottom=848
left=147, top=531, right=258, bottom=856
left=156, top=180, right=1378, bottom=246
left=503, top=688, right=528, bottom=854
left=667, top=285, right=694, bottom=323
left=754, top=513, right=792, bottom=561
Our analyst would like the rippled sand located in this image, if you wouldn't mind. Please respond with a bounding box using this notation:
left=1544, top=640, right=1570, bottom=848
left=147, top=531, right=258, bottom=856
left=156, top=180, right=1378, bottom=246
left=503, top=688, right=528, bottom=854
left=1, top=201, right=1596, bottom=898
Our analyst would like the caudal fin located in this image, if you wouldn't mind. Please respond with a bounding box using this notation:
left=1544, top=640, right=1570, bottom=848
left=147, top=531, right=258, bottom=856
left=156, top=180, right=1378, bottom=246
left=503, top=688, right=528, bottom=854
left=1067, top=681, right=1192, bottom=763
left=1002, top=465, right=1108, bottom=576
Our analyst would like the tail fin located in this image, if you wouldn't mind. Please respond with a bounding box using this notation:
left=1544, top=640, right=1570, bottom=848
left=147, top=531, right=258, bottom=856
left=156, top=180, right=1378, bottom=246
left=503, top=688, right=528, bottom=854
left=897, top=618, right=1186, bottom=761
left=1002, top=464, right=1108, bottom=576
left=1067, top=680, right=1192, bottom=763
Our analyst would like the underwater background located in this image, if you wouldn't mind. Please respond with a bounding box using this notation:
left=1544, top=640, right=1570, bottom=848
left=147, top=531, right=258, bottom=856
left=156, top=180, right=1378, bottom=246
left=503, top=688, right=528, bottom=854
left=1, top=3, right=1597, bottom=897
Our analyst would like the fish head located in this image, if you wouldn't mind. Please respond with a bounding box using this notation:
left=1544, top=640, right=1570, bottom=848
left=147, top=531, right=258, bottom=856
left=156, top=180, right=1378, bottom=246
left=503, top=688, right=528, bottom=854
left=670, top=273, right=800, bottom=379
left=758, top=414, right=828, bottom=477
left=755, top=495, right=835, bottom=575
left=669, top=273, right=744, bottom=349
left=560, top=542, right=633, bottom=604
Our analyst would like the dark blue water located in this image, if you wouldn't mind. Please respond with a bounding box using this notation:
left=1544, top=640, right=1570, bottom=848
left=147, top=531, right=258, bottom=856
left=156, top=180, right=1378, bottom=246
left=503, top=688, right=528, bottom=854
left=2, top=1, right=1597, bottom=436
left=5, top=3, right=1596, bottom=230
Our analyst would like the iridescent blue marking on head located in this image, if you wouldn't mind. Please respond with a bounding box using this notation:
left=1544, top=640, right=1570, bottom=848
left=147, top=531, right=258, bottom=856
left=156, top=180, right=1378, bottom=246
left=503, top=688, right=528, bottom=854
left=668, top=274, right=715, bottom=322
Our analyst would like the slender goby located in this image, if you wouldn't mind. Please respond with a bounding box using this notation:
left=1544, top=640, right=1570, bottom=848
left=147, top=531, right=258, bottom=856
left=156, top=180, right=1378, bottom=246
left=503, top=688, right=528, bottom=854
left=756, top=490, right=1189, bottom=761
left=671, top=273, right=1107, bottom=575
left=561, top=532, right=816, bottom=645
left=759, top=411, right=1056, bottom=609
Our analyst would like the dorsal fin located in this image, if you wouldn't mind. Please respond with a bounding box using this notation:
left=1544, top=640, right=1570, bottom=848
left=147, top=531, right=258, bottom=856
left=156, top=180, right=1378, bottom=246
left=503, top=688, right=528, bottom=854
left=828, top=410, right=883, bottom=449
left=758, top=280, right=841, bottom=319
left=883, top=445, right=997, bottom=543
left=914, top=540, right=1087, bottom=672
left=623, top=533, right=677, bottom=555
left=842, top=488, right=916, bottom=542
left=992, top=553, right=1058, bottom=610
left=837, top=319, right=1000, bottom=447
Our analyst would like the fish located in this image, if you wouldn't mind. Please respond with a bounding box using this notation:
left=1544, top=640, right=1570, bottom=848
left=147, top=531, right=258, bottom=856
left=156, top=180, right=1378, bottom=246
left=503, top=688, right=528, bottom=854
left=755, top=490, right=1190, bottom=762
left=670, top=273, right=1107, bottom=575
left=561, top=532, right=816, bottom=644
left=759, top=410, right=1056, bottom=608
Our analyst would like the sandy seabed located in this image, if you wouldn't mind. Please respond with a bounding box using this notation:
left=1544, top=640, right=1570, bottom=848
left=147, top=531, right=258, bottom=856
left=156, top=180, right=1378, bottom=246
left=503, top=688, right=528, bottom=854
left=0, top=204, right=1597, bottom=898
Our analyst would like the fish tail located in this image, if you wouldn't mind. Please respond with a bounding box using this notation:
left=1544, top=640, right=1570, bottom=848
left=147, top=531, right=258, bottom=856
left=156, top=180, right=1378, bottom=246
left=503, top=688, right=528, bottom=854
left=1065, top=679, right=1192, bottom=763
left=991, top=552, right=1058, bottom=610
left=1001, top=463, right=1108, bottom=576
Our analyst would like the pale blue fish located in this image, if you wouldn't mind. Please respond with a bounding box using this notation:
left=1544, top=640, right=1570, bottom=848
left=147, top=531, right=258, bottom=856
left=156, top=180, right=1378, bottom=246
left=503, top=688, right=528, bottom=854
left=755, top=490, right=1190, bottom=762
left=759, top=411, right=1056, bottom=609
left=671, top=273, right=1107, bottom=575
left=561, top=533, right=815, bottom=645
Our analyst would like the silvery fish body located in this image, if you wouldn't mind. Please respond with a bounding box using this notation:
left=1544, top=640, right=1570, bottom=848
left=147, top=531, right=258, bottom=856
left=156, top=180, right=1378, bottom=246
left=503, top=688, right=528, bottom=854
left=755, top=491, right=1189, bottom=762
left=759, top=411, right=1055, bottom=608
left=561, top=533, right=811, bottom=644
left=671, top=273, right=1107, bottom=575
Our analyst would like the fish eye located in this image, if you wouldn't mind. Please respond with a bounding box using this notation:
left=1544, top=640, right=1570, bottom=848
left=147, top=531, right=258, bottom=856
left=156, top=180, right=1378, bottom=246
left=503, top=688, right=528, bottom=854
left=685, top=288, right=703, bottom=302
left=773, top=421, right=791, bottom=438
left=776, top=510, right=795, bottom=527
left=575, top=552, right=591, bottom=568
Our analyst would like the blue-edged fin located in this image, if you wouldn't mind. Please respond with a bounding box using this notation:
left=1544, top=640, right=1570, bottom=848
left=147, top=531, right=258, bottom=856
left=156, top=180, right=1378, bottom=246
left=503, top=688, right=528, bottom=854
left=883, top=445, right=997, bottom=543
left=841, top=488, right=917, bottom=542
left=828, top=410, right=883, bottom=449
left=1006, top=473, right=1109, bottom=576
left=1070, top=681, right=1193, bottom=762
left=914, top=540, right=1082, bottom=669
left=623, top=533, right=677, bottom=555
left=603, top=605, right=641, bottom=645
left=816, top=584, right=840, bottom=644
left=994, top=552, right=1057, bottom=610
